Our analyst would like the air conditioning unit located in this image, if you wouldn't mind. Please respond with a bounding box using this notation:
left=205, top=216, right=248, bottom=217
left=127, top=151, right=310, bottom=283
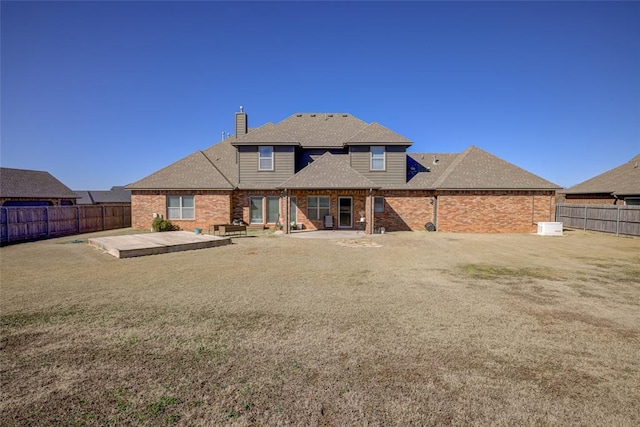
left=537, top=222, right=563, bottom=236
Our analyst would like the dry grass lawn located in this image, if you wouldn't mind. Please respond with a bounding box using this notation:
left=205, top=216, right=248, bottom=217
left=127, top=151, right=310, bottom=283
left=1, top=229, right=639, bottom=426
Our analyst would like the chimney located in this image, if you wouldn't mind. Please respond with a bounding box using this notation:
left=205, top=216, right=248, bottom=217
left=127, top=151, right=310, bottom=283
left=235, top=106, right=247, bottom=137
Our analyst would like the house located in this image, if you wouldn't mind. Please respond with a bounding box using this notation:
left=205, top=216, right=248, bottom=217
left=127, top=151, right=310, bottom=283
left=75, top=186, right=132, bottom=205
left=560, top=154, right=640, bottom=205
left=127, top=110, right=560, bottom=233
left=0, top=167, right=77, bottom=206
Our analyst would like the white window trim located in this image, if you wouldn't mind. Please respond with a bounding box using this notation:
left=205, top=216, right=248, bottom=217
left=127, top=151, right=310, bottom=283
left=370, top=146, right=386, bottom=171
left=167, top=195, right=195, bottom=220
left=307, top=195, right=331, bottom=221
left=259, top=146, right=274, bottom=171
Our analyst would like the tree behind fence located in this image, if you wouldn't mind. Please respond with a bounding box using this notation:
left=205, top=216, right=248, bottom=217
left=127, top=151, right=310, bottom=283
left=1, top=205, right=131, bottom=244
left=555, top=204, right=640, bottom=236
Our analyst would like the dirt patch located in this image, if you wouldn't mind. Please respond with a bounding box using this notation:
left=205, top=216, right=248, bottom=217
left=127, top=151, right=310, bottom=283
left=1, top=229, right=639, bottom=425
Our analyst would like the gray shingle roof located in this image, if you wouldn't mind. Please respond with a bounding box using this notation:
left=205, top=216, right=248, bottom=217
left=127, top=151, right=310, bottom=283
left=432, top=146, right=560, bottom=190
left=0, top=167, right=77, bottom=199
left=127, top=150, right=234, bottom=190
left=564, top=153, right=640, bottom=196
left=403, top=153, right=460, bottom=189
left=278, top=152, right=379, bottom=189
left=231, top=113, right=412, bottom=148
left=393, top=147, right=560, bottom=191
left=75, top=186, right=132, bottom=204
left=346, top=122, right=412, bottom=145
left=231, top=122, right=299, bottom=145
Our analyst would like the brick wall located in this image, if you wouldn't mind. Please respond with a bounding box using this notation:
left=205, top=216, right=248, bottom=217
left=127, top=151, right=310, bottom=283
left=436, top=190, right=556, bottom=233
left=374, top=191, right=435, bottom=231
left=562, top=194, right=617, bottom=205
left=131, top=190, right=232, bottom=231
left=232, top=190, right=282, bottom=227
left=287, top=190, right=368, bottom=231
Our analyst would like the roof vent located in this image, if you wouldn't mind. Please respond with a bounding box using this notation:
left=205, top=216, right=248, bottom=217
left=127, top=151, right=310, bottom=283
left=433, top=155, right=439, bottom=165
left=310, top=114, right=316, bottom=117
left=342, top=114, right=348, bottom=117
left=296, top=114, right=302, bottom=117
left=327, top=114, right=333, bottom=117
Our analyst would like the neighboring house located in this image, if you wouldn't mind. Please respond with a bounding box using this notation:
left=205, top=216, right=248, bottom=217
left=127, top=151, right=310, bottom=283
left=560, top=154, right=640, bottom=205
left=0, top=167, right=77, bottom=206
left=128, top=110, right=560, bottom=233
left=75, top=186, right=132, bottom=205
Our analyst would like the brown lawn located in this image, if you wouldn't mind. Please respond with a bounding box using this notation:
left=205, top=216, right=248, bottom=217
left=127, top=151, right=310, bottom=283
left=1, top=229, right=639, bottom=425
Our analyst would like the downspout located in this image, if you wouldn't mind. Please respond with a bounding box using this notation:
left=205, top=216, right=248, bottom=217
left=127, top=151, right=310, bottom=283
left=433, top=196, right=438, bottom=229
left=531, top=194, right=535, bottom=225
left=368, top=188, right=373, bottom=234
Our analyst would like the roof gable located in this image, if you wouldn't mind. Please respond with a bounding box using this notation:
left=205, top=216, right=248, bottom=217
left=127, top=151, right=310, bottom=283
left=0, top=167, right=77, bottom=199
left=565, top=153, right=640, bottom=196
left=278, top=152, right=379, bottom=189
left=346, top=122, right=412, bottom=145
left=127, top=151, right=234, bottom=190
left=433, top=146, right=561, bottom=190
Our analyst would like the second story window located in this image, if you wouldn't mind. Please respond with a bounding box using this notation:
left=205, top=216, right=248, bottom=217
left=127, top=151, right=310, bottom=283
left=370, top=146, right=385, bottom=171
left=259, top=146, right=274, bottom=171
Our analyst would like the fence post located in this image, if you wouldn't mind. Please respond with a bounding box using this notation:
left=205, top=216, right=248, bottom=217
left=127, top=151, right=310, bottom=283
left=583, top=206, right=587, bottom=231
left=46, top=207, right=50, bottom=237
left=102, top=205, right=106, bottom=231
left=616, top=205, right=620, bottom=236
left=77, top=206, right=81, bottom=234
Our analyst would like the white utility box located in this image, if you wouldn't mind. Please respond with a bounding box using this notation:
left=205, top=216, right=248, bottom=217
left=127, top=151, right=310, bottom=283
left=537, top=222, right=563, bottom=236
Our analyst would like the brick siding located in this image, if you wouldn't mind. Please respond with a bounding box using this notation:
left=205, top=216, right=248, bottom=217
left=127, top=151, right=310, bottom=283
left=374, top=191, right=435, bottom=231
left=132, top=189, right=558, bottom=234
left=131, top=190, right=231, bottom=231
left=562, top=194, right=618, bottom=205
left=436, top=190, right=556, bottom=233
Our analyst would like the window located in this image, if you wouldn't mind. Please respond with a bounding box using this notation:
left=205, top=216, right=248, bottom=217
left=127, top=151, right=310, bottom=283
left=371, top=146, right=385, bottom=170
left=259, top=146, right=274, bottom=170
left=625, top=198, right=640, bottom=206
left=250, top=196, right=263, bottom=223
left=307, top=196, right=330, bottom=220
left=167, top=195, right=195, bottom=220
left=374, top=197, right=385, bottom=213
left=267, top=196, right=280, bottom=223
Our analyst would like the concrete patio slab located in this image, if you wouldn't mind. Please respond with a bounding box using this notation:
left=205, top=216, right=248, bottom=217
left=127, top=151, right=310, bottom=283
left=88, top=231, right=232, bottom=258
left=288, top=230, right=380, bottom=239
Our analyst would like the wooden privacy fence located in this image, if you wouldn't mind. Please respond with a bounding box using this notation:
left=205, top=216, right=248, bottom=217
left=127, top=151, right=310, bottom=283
left=555, top=204, right=640, bottom=237
left=1, top=205, right=131, bottom=244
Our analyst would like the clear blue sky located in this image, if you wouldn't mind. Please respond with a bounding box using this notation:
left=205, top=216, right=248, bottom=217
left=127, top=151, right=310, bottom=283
left=2, top=1, right=639, bottom=190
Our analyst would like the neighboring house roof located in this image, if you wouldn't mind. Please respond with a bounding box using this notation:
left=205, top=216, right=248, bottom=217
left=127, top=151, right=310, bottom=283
left=564, top=153, right=640, bottom=196
left=278, top=152, right=380, bottom=189
left=231, top=113, right=412, bottom=148
left=0, top=167, right=77, bottom=199
left=75, top=186, right=132, bottom=204
left=432, top=146, right=561, bottom=190
left=126, top=150, right=234, bottom=190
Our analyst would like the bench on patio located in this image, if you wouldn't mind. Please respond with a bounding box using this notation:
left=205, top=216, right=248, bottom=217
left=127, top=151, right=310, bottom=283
left=210, top=224, right=247, bottom=237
